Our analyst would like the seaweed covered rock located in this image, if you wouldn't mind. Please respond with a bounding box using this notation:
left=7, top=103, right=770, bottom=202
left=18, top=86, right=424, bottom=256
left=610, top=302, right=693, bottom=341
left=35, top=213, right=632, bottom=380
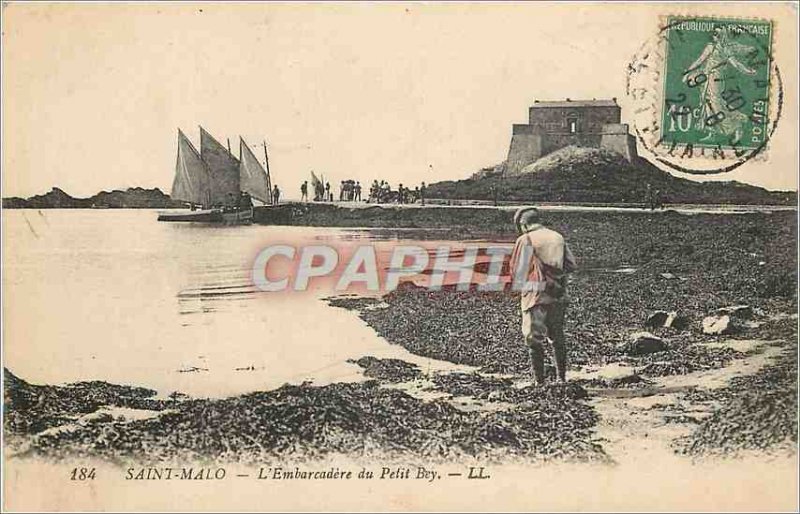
left=665, top=312, right=690, bottom=330
left=644, top=311, right=670, bottom=329
left=716, top=305, right=754, bottom=319
left=644, top=310, right=690, bottom=330
left=349, top=356, right=422, bottom=382
left=621, top=332, right=668, bottom=356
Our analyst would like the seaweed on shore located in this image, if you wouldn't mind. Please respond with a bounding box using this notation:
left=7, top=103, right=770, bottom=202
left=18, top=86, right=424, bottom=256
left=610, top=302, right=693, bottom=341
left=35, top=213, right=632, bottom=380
left=326, top=212, right=797, bottom=380
left=4, top=369, right=167, bottom=435
left=629, top=345, right=742, bottom=377
left=674, top=346, right=798, bottom=457
left=428, top=372, right=514, bottom=399
left=572, top=374, right=653, bottom=389
left=9, top=377, right=607, bottom=465
left=348, top=356, right=422, bottom=382
left=427, top=371, right=590, bottom=403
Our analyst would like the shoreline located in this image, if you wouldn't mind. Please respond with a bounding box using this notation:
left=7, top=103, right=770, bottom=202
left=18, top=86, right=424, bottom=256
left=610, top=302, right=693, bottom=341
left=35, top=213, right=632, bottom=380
left=249, top=202, right=797, bottom=234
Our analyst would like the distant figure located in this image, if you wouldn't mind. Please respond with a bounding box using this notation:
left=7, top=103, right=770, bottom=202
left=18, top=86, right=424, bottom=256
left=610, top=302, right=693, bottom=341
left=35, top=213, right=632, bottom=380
left=239, top=191, right=253, bottom=210
left=272, top=185, right=281, bottom=205
left=420, top=182, right=427, bottom=206
left=325, top=182, right=331, bottom=202
left=370, top=180, right=380, bottom=202
left=398, top=184, right=405, bottom=204
left=653, top=189, right=664, bottom=210
left=379, top=181, right=390, bottom=204
left=509, top=207, right=577, bottom=385
left=354, top=181, right=362, bottom=202
left=339, top=181, right=346, bottom=201
left=301, top=181, right=308, bottom=202
left=315, top=179, right=324, bottom=201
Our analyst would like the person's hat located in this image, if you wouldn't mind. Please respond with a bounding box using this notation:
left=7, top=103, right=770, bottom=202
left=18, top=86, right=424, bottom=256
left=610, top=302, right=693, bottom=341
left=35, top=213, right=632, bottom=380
left=514, top=207, right=540, bottom=231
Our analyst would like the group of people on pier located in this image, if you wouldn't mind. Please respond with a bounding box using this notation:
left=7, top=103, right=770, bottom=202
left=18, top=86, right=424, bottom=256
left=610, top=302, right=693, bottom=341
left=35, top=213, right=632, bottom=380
left=367, top=180, right=427, bottom=205
left=339, top=180, right=362, bottom=202
left=300, top=179, right=334, bottom=202
left=298, top=177, right=427, bottom=205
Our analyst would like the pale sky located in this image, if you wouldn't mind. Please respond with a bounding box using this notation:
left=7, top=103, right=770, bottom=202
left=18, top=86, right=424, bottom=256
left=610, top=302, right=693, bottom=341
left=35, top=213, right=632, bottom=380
left=3, top=2, right=798, bottom=198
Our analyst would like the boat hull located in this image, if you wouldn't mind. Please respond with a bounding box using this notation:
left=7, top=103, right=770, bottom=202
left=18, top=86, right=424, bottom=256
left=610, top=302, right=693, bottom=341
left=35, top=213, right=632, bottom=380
left=220, top=208, right=253, bottom=224
left=157, top=208, right=253, bottom=224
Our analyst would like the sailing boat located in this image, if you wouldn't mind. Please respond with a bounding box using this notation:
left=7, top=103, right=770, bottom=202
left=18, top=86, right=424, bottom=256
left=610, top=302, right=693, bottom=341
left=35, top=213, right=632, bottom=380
left=158, top=127, right=273, bottom=223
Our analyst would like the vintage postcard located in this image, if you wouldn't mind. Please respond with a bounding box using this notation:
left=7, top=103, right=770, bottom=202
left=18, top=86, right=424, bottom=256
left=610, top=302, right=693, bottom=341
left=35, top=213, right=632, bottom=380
left=2, top=2, right=798, bottom=512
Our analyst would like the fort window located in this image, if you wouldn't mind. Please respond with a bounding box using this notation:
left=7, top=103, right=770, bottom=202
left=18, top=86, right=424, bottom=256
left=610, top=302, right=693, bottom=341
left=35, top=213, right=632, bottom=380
left=568, top=118, right=577, bottom=134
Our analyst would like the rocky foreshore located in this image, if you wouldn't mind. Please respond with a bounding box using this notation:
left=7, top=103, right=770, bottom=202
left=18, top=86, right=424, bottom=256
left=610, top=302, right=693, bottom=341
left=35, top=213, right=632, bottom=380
left=4, top=209, right=797, bottom=464
left=326, top=209, right=797, bottom=458
left=4, top=368, right=607, bottom=465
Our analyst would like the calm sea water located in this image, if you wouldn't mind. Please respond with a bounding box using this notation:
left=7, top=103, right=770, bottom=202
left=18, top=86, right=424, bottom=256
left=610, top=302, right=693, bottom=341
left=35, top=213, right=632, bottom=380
left=3, top=210, right=482, bottom=398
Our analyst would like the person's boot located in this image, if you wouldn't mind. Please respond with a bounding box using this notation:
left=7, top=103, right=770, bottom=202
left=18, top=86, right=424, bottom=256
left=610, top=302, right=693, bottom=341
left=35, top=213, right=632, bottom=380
left=554, top=343, right=568, bottom=383
left=529, top=346, right=546, bottom=385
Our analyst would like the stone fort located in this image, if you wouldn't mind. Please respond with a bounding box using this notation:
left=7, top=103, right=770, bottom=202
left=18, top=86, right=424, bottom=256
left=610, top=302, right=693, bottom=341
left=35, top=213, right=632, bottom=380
left=505, top=98, right=638, bottom=174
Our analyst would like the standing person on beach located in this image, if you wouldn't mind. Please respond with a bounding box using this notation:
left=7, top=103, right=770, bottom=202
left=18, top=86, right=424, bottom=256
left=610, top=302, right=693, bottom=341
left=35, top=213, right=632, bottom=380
left=509, top=207, right=577, bottom=385
left=653, top=189, right=664, bottom=210
left=300, top=181, right=308, bottom=202
left=272, top=185, right=281, bottom=205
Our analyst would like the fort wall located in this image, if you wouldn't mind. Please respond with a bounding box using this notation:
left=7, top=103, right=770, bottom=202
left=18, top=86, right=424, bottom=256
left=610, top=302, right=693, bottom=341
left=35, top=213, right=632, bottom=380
left=506, top=125, right=542, bottom=175
left=505, top=99, right=638, bottom=174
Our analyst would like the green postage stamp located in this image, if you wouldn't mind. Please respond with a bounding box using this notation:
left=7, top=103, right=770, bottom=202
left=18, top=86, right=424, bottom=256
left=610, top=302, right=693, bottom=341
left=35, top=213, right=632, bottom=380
left=660, top=17, right=773, bottom=154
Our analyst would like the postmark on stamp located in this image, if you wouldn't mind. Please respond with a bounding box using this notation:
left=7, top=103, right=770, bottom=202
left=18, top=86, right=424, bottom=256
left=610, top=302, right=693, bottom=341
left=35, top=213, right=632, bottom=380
left=627, top=16, right=782, bottom=175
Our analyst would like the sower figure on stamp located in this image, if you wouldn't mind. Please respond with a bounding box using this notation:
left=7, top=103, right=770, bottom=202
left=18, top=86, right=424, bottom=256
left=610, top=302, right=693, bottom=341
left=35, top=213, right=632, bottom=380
left=509, top=207, right=577, bottom=385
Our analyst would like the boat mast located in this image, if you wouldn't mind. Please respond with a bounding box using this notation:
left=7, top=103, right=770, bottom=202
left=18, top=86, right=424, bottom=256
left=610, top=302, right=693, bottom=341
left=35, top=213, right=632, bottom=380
left=263, top=140, right=274, bottom=205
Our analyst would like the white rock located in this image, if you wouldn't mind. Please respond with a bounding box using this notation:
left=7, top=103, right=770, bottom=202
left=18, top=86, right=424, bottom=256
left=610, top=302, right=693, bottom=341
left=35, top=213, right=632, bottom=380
left=702, top=315, right=741, bottom=335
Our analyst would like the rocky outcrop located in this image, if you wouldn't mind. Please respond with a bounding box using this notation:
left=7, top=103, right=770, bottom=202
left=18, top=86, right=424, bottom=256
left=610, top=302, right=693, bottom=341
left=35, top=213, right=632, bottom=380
left=645, top=310, right=689, bottom=330
left=620, top=332, right=669, bottom=356
left=22, top=187, right=85, bottom=208
left=425, top=146, right=797, bottom=205
left=3, top=187, right=183, bottom=209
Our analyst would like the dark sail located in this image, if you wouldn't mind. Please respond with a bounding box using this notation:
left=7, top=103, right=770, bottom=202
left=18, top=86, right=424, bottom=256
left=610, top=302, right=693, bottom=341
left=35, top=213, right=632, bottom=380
left=200, top=127, right=240, bottom=207
left=239, top=138, right=271, bottom=204
left=171, top=130, right=211, bottom=207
